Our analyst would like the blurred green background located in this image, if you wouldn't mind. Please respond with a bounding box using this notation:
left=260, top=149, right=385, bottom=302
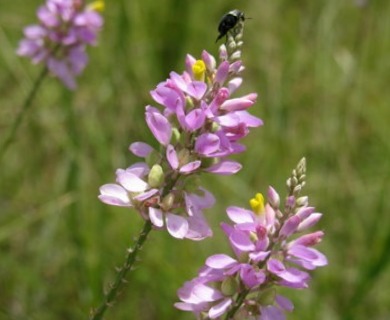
left=1, top=0, right=390, bottom=319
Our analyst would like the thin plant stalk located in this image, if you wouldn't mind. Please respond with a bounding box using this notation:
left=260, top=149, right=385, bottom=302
left=89, top=220, right=153, bottom=320
left=0, top=65, right=49, bottom=160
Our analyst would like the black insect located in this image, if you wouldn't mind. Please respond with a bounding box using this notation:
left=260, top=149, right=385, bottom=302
left=215, top=9, right=245, bottom=43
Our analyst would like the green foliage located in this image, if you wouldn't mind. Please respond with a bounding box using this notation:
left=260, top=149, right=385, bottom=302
left=1, top=0, right=390, bottom=319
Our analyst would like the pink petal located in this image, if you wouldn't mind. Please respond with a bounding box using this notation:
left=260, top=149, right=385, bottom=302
left=185, top=215, right=212, bottom=240
left=166, top=213, right=189, bottom=239
left=201, top=50, right=216, bottom=71
left=297, top=213, right=322, bottom=231
left=295, top=206, right=315, bottom=220
left=288, top=245, right=328, bottom=267
left=227, top=77, right=242, bottom=94
left=98, top=184, right=131, bottom=206
left=150, top=85, right=184, bottom=111
left=249, top=251, right=271, bottom=262
left=230, top=230, right=256, bottom=251
left=205, top=160, right=242, bottom=175
left=185, top=81, right=207, bottom=100
left=208, top=298, right=232, bottom=319
left=235, top=110, right=264, bottom=127
left=24, top=25, right=46, bottom=38
left=226, top=206, right=254, bottom=224
left=145, top=106, right=172, bottom=146
left=193, top=284, right=223, bottom=302
left=220, top=97, right=255, bottom=112
left=185, top=54, right=196, bottom=75
left=149, top=207, right=164, bottom=227
left=133, top=189, right=159, bottom=201
left=125, top=162, right=150, bottom=177
left=195, top=133, right=220, bottom=155
left=279, top=215, right=301, bottom=238
left=117, top=171, right=148, bottom=192
left=166, top=144, right=179, bottom=170
left=180, top=161, right=201, bottom=174
left=129, top=142, right=153, bottom=158
left=206, top=254, right=237, bottom=269
left=215, top=61, right=229, bottom=85
left=185, top=109, right=206, bottom=131
left=260, top=305, right=286, bottom=320
left=276, top=294, right=294, bottom=312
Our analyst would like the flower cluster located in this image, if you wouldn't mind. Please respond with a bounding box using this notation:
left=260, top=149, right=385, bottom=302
left=16, top=0, right=104, bottom=89
left=175, top=158, right=327, bottom=319
left=99, top=26, right=262, bottom=240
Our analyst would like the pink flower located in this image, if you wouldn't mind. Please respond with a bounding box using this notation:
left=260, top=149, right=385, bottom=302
left=16, top=0, right=103, bottom=89
left=99, top=27, right=262, bottom=242
left=177, top=163, right=327, bottom=318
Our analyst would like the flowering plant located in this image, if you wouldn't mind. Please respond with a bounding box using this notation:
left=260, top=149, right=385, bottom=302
left=1, top=0, right=104, bottom=163
left=17, top=0, right=104, bottom=89
left=175, top=158, right=328, bottom=319
left=11, top=3, right=328, bottom=317
left=91, top=9, right=327, bottom=320
left=90, top=12, right=276, bottom=319
left=98, top=29, right=262, bottom=240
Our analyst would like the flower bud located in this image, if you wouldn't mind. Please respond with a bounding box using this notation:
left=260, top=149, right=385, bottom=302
left=296, top=196, right=309, bottom=207
left=148, top=164, right=164, bottom=188
left=221, top=276, right=239, bottom=296
left=267, top=186, right=280, bottom=208
left=201, top=50, right=216, bottom=72
left=293, top=184, right=302, bottom=194
left=297, top=157, right=306, bottom=176
left=285, top=196, right=295, bottom=209
left=211, top=122, right=220, bottom=132
left=171, top=128, right=181, bottom=145
left=230, top=50, right=241, bottom=61
left=291, top=176, right=299, bottom=187
left=185, top=95, right=194, bottom=110
left=161, top=193, right=175, bottom=211
left=219, top=44, right=228, bottom=61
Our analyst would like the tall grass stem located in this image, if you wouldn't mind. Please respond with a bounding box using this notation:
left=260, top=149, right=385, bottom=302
left=89, top=220, right=153, bottom=320
left=0, top=66, right=49, bottom=160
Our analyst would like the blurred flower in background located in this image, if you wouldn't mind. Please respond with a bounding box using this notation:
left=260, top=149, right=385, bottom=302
left=16, top=0, right=104, bottom=89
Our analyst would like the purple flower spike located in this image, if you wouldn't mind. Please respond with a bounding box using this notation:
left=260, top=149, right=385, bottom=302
left=17, top=0, right=104, bottom=89
left=99, top=24, right=262, bottom=243
left=177, top=159, right=327, bottom=318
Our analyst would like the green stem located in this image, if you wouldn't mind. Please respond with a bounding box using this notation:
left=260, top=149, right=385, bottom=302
left=89, top=220, right=153, bottom=320
left=0, top=66, right=49, bottom=160
left=224, top=289, right=250, bottom=320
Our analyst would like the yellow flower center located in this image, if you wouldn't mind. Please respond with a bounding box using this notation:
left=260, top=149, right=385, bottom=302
left=192, top=60, right=206, bottom=81
left=88, top=0, right=105, bottom=12
left=249, top=193, right=265, bottom=215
